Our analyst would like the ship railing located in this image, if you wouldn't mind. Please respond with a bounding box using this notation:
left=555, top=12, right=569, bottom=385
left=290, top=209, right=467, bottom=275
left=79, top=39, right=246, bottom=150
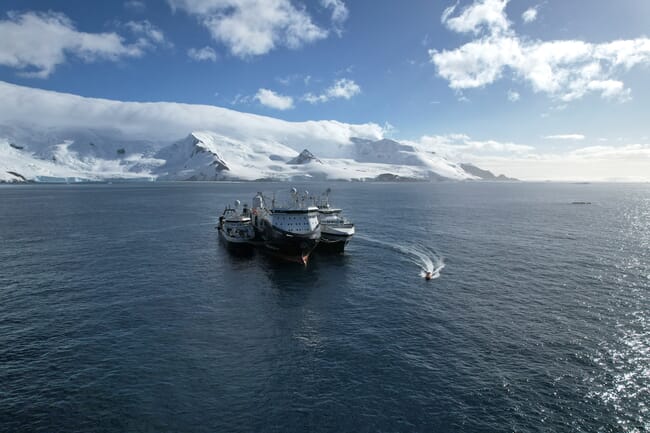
left=270, top=190, right=317, bottom=210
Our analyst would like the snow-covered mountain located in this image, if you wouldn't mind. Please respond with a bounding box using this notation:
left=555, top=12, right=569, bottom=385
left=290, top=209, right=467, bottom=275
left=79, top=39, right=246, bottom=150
left=154, top=132, right=299, bottom=181
left=0, top=134, right=159, bottom=183
left=149, top=131, right=477, bottom=182
left=0, top=81, right=509, bottom=183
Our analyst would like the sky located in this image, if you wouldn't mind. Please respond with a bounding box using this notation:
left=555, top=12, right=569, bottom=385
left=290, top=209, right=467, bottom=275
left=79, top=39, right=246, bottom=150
left=1, top=0, right=650, bottom=181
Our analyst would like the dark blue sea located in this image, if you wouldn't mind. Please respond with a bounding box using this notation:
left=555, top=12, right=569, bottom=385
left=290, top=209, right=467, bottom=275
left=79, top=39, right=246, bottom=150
left=0, top=182, right=648, bottom=432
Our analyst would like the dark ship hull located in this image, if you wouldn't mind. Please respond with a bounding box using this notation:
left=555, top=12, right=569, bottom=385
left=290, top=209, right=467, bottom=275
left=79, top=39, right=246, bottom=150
left=217, top=227, right=254, bottom=253
left=317, top=232, right=352, bottom=253
left=258, top=220, right=319, bottom=265
left=217, top=208, right=255, bottom=253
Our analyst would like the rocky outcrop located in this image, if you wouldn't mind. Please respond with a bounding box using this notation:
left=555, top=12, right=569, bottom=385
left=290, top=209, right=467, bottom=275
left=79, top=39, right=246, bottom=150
left=460, top=163, right=517, bottom=181
left=287, top=149, right=322, bottom=165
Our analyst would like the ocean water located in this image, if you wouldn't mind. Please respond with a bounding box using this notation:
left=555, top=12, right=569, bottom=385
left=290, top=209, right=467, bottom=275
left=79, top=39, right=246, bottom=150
left=0, top=182, right=648, bottom=432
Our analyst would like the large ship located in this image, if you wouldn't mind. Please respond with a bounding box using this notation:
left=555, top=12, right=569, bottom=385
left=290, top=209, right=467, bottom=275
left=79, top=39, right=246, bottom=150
left=251, top=189, right=320, bottom=264
left=217, top=200, right=255, bottom=250
left=316, top=188, right=355, bottom=253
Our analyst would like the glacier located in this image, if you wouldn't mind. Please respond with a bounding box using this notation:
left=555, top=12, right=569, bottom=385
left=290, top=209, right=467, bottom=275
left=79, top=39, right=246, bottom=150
left=0, top=81, right=509, bottom=183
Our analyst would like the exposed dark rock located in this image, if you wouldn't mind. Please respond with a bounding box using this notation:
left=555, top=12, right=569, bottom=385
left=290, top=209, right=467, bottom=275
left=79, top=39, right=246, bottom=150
left=211, top=160, right=229, bottom=171
left=7, top=171, right=27, bottom=182
left=373, top=173, right=422, bottom=182
left=460, top=163, right=517, bottom=181
left=287, top=149, right=322, bottom=165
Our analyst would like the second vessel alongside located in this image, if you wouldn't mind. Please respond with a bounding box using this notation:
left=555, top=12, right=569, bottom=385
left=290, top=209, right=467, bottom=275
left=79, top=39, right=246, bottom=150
left=316, top=188, right=355, bottom=253
left=217, top=201, right=255, bottom=249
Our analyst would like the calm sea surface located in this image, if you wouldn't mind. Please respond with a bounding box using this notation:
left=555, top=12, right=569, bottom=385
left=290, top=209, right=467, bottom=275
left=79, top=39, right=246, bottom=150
left=0, top=182, right=648, bottom=432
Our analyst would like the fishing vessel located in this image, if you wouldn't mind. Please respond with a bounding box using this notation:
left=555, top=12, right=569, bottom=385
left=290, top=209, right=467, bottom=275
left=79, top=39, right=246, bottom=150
left=251, top=189, right=320, bottom=264
left=316, top=188, right=355, bottom=253
left=217, top=201, right=255, bottom=249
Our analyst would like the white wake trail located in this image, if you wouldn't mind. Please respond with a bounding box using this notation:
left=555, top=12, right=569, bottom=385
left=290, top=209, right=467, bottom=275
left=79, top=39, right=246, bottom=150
left=356, top=235, right=445, bottom=280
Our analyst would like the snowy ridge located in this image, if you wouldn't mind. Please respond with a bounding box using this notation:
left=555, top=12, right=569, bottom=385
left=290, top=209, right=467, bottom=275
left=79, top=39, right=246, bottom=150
left=0, top=138, right=155, bottom=183
left=154, top=132, right=300, bottom=181
left=0, top=81, right=502, bottom=183
left=148, top=131, right=478, bottom=182
left=351, top=138, right=471, bottom=180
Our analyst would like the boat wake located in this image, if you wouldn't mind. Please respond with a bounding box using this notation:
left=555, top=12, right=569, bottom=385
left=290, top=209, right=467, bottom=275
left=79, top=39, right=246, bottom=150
left=357, top=235, right=445, bottom=280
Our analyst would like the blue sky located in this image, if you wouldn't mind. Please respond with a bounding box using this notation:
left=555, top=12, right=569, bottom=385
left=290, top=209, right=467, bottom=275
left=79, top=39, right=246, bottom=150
left=1, top=0, right=650, bottom=179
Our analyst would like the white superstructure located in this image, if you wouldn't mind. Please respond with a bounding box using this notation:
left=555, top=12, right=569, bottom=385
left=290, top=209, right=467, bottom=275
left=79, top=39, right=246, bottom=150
left=316, top=188, right=355, bottom=252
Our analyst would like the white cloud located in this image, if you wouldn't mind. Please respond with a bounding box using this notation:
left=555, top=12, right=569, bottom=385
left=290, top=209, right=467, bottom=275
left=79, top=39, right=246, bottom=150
left=124, top=20, right=169, bottom=48
left=382, top=121, right=397, bottom=136
left=544, top=134, right=585, bottom=140
left=471, top=144, right=650, bottom=181
left=125, top=20, right=163, bottom=42
left=441, top=0, right=510, bottom=35
left=276, top=73, right=311, bottom=86
left=304, top=78, right=360, bottom=103
left=0, top=11, right=163, bottom=78
left=0, top=80, right=383, bottom=155
left=167, top=0, right=328, bottom=57
left=430, top=0, right=650, bottom=102
left=188, top=46, right=218, bottom=61
left=415, top=133, right=534, bottom=162
left=567, top=144, right=650, bottom=159
left=324, top=78, right=360, bottom=99
left=441, top=3, right=458, bottom=24
left=321, top=0, right=348, bottom=35
left=124, top=1, right=146, bottom=12
left=254, top=88, right=294, bottom=110
left=431, top=36, right=520, bottom=89
left=522, top=7, right=537, bottom=23
left=586, top=79, right=630, bottom=101
left=335, top=64, right=355, bottom=75
left=231, top=93, right=252, bottom=105
left=414, top=132, right=650, bottom=181
left=507, top=89, right=520, bottom=101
